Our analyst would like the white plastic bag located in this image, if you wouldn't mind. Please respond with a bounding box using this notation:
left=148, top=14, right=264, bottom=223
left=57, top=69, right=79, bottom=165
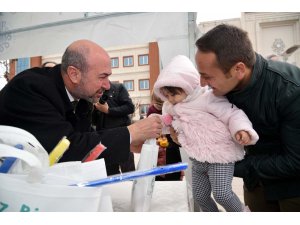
left=0, top=125, right=49, bottom=173
left=0, top=173, right=105, bottom=212
left=0, top=126, right=112, bottom=212
left=131, top=138, right=159, bottom=211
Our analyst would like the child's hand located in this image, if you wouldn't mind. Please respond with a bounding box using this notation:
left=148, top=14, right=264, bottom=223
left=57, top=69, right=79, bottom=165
left=161, top=114, right=173, bottom=126
left=235, top=130, right=251, bottom=145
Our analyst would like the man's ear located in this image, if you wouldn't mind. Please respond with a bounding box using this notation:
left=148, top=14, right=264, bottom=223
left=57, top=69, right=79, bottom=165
left=67, top=66, right=81, bottom=84
left=234, top=62, right=246, bottom=80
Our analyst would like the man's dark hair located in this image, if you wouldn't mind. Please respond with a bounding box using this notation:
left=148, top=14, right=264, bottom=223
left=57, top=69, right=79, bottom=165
left=195, top=24, right=256, bottom=73
left=61, top=46, right=89, bottom=74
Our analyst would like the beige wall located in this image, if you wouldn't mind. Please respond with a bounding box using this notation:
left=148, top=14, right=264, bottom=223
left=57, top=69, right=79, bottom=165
left=42, top=54, right=62, bottom=65
left=107, top=44, right=150, bottom=94
left=106, top=44, right=152, bottom=120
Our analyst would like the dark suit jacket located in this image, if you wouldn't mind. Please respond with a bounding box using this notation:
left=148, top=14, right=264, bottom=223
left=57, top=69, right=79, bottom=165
left=0, top=65, right=130, bottom=164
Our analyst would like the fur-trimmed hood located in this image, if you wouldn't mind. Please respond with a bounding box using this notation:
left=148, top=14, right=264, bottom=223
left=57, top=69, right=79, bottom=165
left=153, top=55, right=200, bottom=101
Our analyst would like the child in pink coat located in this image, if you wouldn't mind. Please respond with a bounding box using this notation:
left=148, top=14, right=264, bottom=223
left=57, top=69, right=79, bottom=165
left=153, top=55, right=259, bottom=212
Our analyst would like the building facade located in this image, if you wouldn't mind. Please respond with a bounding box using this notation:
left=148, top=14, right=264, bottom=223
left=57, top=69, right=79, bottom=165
left=104, top=42, right=160, bottom=120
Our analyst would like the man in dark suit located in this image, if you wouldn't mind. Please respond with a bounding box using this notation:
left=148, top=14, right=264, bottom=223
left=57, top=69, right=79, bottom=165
left=0, top=39, right=162, bottom=165
left=92, top=82, right=136, bottom=175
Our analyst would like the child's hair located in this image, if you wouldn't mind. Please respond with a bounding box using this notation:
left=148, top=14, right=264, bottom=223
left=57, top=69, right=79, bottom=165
left=151, top=91, right=163, bottom=105
left=150, top=90, right=164, bottom=110
left=160, top=86, right=185, bottom=96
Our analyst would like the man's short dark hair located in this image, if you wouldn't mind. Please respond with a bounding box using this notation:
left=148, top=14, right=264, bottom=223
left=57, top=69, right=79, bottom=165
left=195, top=24, right=256, bottom=73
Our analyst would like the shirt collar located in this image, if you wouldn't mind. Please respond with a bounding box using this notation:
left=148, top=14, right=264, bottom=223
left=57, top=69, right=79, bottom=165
left=65, top=87, right=77, bottom=102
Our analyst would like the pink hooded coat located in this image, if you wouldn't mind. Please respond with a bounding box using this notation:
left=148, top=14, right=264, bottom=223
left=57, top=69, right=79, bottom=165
left=153, top=55, right=259, bottom=163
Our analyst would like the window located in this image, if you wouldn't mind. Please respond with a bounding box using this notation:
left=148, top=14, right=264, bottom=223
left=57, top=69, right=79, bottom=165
left=16, top=58, right=30, bottom=74
left=111, top=57, right=119, bottom=68
left=123, top=80, right=134, bottom=91
left=123, top=56, right=133, bottom=67
left=140, top=104, right=150, bottom=116
left=139, top=79, right=149, bottom=90
left=138, top=54, right=149, bottom=66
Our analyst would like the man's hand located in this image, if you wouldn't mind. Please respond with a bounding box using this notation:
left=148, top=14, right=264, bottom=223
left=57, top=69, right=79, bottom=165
left=128, top=115, right=162, bottom=153
left=94, top=102, right=109, bottom=114
left=130, top=142, right=143, bottom=153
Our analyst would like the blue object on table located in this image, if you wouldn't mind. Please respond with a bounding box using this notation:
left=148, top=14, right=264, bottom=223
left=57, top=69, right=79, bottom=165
left=0, top=144, right=24, bottom=173
left=72, top=162, right=188, bottom=187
